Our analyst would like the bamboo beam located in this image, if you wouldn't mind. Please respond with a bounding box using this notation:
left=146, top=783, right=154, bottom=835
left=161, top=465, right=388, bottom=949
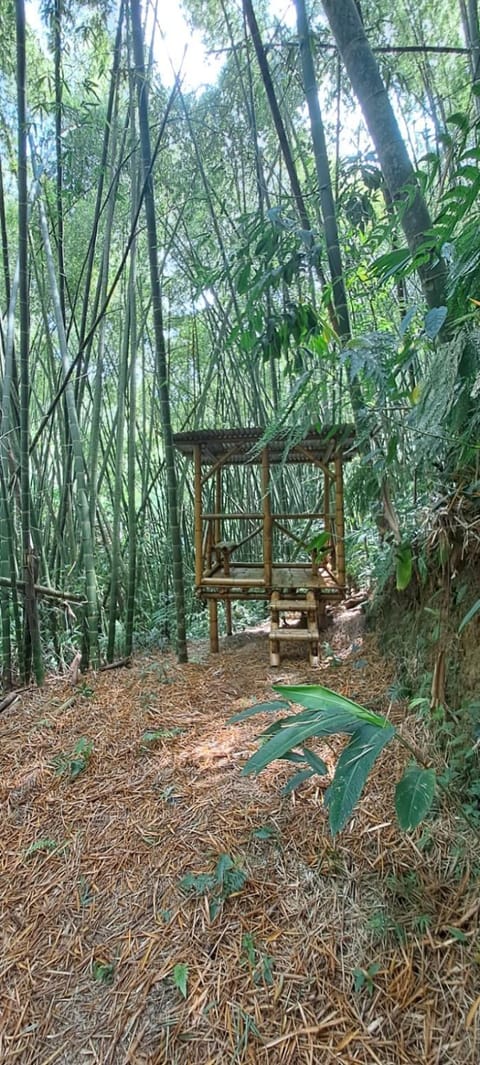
left=293, top=444, right=336, bottom=479
left=261, top=448, right=272, bottom=586
left=202, top=512, right=263, bottom=520
left=203, top=511, right=327, bottom=520
left=200, top=446, right=238, bottom=485
left=334, top=454, right=346, bottom=588
left=194, top=444, right=203, bottom=587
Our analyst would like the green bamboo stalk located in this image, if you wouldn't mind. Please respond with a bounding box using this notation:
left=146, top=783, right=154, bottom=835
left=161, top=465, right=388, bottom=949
left=16, top=0, right=43, bottom=685
left=130, top=0, right=187, bottom=662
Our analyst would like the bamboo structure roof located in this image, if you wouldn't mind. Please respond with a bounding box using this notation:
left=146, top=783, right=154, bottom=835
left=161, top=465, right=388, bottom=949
left=173, top=425, right=356, bottom=465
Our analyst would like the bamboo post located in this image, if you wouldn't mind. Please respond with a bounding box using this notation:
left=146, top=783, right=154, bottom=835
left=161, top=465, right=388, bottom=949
left=215, top=468, right=222, bottom=549
left=261, top=448, right=272, bottom=586
left=334, top=454, right=345, bottom=589
left=209, top=597, right=219, bottom=653
left=324, top=469, right=335, bottom=567
left=194, top=445, right=203, bottom=587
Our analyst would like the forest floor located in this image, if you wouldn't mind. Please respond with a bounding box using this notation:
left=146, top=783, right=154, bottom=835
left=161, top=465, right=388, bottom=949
left=1, top=607, right=479, bottom=1065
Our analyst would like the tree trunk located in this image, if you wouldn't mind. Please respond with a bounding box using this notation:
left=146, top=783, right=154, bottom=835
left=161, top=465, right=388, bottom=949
left=130, top=0, right=187, bottom=663
left=322, top=0, right=447, bottom=311
left=295, top=0, right=350, bottom=342
left=16, top=0, right=44, bottom=685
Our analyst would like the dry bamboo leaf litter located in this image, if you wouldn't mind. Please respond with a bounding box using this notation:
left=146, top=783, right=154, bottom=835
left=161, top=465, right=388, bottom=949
left=1, top=611, right=479, bottom=1064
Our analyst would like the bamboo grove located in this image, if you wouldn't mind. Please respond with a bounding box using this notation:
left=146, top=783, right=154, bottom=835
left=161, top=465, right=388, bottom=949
left=0, top=0, right=479, bottom=685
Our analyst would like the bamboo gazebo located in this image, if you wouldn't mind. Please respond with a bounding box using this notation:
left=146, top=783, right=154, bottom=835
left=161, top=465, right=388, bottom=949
left=174, top=426, right=355, bottom=664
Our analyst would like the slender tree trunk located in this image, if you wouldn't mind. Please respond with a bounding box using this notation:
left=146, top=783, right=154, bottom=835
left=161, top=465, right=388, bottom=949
left=130, top=0, right=187, bottom=662
left=459, top=0, right=480, bottom=111
left=295, top=0, right=350, bottom=342
left=16, top=0, right=44, bottom=684
left=322, top=0, right=447, bottom=311
left=34, top=181, right=99, bottom=668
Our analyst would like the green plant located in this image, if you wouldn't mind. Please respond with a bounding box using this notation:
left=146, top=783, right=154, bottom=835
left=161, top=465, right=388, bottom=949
left=241, top=933, right=274, bottom=986
left=51, top=737, right=93, bottom=781
left=250, top=822, right=280, bottom=842
left=78, top=877, right=94, bottom=908
left=92, top=960, right=115, bottom=985
left=140, top=727, right=184, bottom=747
left=24, top=837, right=62, bottom=859
left=230, top=685, right=436, bottom=835
left=172, top=962, right=188, bottom=998
left=180, top=852, right=247, bottom=919
left=353, top=961, right=380, bottom=994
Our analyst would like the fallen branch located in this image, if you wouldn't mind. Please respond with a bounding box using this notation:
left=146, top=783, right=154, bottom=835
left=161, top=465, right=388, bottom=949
left=99, top=657, right=132, bottom=672
left=0, top=576, right=86, bottom=605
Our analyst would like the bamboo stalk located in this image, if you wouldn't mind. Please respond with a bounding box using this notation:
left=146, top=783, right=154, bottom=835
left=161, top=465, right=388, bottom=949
left=215, top=468, right=222, bottom=548
left=262, top=447, right=273, bottom=586
left=209, top=598, right=219, bottom=653
left=334, top=454, right=346, bottom=589
left=194, top=444, right=203, bottom=587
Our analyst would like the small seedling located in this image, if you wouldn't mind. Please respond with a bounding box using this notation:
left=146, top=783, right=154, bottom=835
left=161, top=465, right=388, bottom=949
left=25, top=837, right=60, bottom=859
left=241, top=933, right=274, bottom=986
left=141, top=727, right=184, bottom=747
left=251, top=822, right=279, bottom=842
left=322, top=642, right=341, bottom=665
left=78, top=877, right=94, bottom=908
left=180, top=853, right=247, bottom=919
left=92, top=960, right=115, bottom=985
left=79, top=683, right=95, bottom=698
left=51, top=737, right=93, bottom=781
left=353, top=962, right=380, bottom=994
left=172, top=962, right=188, bottom=998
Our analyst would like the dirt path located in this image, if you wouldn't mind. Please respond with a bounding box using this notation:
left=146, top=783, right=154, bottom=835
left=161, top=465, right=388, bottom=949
left=1, top=611, right=479, bottom=1064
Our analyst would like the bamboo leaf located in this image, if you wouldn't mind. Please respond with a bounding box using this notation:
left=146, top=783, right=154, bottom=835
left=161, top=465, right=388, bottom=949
left=395, top=766, right=436, bottom=830
left=242, top=707, right=360, bottom=777
left=424, top=306, right=447, bottom=339
left=328, top=724, right=395, bottom=835
left=396, top=543, right=413, bottom=591
left=458, top=598, right=480, bottom=634
left=173, top=963, right=189, bottom=999
left=281, top=769, right=313, bottom=795
left=302, top=748, right=329, bottom=775
left=229, top=700, right=291, bottom=724
left=273, top=683, right=390, bottom=728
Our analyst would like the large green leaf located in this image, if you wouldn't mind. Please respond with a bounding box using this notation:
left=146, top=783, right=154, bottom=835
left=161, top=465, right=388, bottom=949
left=229, top=700, right=290, bottom=724
left=328, top=724, right=396, bottom=835
left=458, top=598, right=480, bottom=634
left=273, top=684, right=389, bottom=729
left=396, top=543, right=413, bottom=591
left=424, top=306, right=447, bottom=339
left=302, top=748, right=328, bottom=776
left=395, top=766, right=436, bottom=830
left=242, top=707, right=360, bottom=777
left=281, top=769, right=314, bottom=796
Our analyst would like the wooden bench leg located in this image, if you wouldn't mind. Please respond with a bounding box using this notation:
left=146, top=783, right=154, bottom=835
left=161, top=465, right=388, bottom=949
left=225, top=598, right=233, bottom=636
left=209, top=599, right=219, bottom=653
